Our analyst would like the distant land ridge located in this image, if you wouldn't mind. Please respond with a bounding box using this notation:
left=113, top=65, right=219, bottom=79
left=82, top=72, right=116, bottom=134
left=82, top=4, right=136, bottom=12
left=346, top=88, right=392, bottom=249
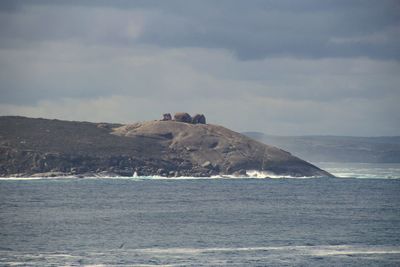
left=0, top=115, right=332, bottom=178
left=243, top=132, right=400, bottom=163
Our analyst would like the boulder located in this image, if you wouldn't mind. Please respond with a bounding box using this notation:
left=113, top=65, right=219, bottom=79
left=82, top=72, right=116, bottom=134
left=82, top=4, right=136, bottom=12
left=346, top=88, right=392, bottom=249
left=162, top=113, right=172, bottom=121
left=174, top=112, right=192, bottom=123
left=201, top=161, right=212, bottom=168
left=192, top=114, right=206, bottom=124
left=157, top=168, right=166, bottom=176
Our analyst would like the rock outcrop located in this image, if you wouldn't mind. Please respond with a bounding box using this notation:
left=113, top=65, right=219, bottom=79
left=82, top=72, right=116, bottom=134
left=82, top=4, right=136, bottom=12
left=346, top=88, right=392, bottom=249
left=192, top=114, right=206, bottom=124
left=173, top=112, right=192, bottom=123
left=162, top=113, right=172, bottom=121
left=0, top=116, right=333, bottom=178
left=164, top=112, right=207, bottom=124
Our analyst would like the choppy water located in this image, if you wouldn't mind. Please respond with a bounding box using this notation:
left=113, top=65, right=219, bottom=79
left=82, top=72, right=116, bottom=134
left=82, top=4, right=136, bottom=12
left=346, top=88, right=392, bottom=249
left=317, top=162, right=400, bottom=179
left=1, top=164, right=400, bottom=266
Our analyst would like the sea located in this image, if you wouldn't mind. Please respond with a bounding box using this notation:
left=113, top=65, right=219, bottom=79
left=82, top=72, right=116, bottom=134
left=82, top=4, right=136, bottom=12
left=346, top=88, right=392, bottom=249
left=0, top=163, right=400, bottom=266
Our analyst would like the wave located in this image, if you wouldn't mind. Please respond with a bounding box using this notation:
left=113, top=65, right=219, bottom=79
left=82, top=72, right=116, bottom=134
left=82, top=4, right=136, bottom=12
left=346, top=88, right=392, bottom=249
left=244, top=170, right=321, bottom=179
left=132, top=244, right=400, bottom=256
left=330, top=172, right=400, bottom=179
left=1, top=175, right=397, bottom=181
left=315, top=162, right=400, bottom=179
left=1, top=245, right=399, bottom=265
left=0, top=170, right=325, bottom=180
left=2, top=165, right=400, bottom=180
left=0, top=175, right=322, bottom=181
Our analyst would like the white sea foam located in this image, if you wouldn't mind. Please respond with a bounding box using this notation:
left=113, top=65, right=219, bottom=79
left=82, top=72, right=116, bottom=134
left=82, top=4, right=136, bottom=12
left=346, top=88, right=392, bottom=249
left=2, top=162, right=400, bottom=180
left=0, top=177, right=46, bottom=180
left=131, top=245, right=400, bottom=256
left=0, top=173, right=318, bottom=180
left=315, top=162, right=400, bottom=179
left=2, top=245, right=399, bottom=266
left=6, top=245, right=395, bottom=257
left=245, top=170, right=320, bottom=179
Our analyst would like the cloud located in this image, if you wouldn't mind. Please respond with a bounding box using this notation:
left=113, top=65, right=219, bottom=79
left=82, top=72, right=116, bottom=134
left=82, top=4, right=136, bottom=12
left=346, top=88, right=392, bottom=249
left=1, top=1, right=399, bottom=60
left=138, top=0, right=400, bottom=60
left=1, top=41, right=398, bottom=104
left=0, top=40, right=399, bottom=135
left=0, top=1, right=399, bottom=136
left=1, top=92, right=399, bottom=136
left=0, top=4, right=145, bottom=49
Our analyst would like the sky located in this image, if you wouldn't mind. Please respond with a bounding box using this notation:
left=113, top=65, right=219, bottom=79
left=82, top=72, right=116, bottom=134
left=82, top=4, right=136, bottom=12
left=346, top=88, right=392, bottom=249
left=0, top=0, right=399, bottom=136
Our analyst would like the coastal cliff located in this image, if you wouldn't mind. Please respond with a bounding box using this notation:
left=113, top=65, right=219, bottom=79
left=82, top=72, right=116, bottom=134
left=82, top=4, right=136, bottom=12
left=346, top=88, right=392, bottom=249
left=0, top=116, right=332, bottom=178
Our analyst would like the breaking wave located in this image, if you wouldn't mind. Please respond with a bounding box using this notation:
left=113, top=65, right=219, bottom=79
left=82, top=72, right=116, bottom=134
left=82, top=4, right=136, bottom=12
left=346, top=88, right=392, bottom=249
left=1, top=163, right=400, bottom=180
left=315, top=162, right=400, bottom=179
left=1, top=245, right=399, bottom=266
left=0, top=173, right=323, bottom=181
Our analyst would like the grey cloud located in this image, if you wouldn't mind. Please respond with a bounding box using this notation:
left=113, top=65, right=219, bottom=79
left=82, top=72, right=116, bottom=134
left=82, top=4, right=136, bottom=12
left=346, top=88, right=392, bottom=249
left=179, top=52, right=400, bottom=102
left=0, top=42, right=399, bottom=106
left=1, top=92, right=399, bottom=136
left=137, top=0, right=400, bottom=60
left=0, top=0, right=399, bottom=60
left=0, top=5, right=145, bottom=49
left=0, top=1, right=399, bottom=136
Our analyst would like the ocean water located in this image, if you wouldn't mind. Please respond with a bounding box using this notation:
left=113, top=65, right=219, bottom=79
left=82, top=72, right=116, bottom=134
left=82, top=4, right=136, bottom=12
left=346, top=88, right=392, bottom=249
left=0, top=164, right=400, bottom=266
left=317, top=162, right=400, bottom=179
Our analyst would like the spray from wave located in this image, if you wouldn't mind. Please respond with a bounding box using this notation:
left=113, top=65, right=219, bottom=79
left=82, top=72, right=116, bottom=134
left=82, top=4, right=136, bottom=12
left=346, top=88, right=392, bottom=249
left=2, top=163, right=400, bottom=180
left=315, top=162, right=400, bottom=179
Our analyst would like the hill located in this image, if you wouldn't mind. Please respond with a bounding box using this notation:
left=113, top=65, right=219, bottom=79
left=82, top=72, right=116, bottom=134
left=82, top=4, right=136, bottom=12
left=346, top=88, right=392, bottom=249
left=0, top=116, right=332, bottom=178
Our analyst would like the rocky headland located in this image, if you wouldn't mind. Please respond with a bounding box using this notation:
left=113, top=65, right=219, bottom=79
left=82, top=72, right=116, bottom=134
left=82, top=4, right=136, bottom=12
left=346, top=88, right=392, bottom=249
left=0, top=115, right=333, bottom=178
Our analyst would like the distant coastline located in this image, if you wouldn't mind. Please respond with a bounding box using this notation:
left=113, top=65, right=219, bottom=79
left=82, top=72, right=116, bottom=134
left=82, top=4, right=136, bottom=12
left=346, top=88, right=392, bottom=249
left=243, top=132, right=400, bottom=164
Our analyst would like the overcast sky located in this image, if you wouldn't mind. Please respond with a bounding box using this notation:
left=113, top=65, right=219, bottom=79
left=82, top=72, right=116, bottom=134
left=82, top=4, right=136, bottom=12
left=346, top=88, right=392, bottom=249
left=0, top=0, right=399, bottom=136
